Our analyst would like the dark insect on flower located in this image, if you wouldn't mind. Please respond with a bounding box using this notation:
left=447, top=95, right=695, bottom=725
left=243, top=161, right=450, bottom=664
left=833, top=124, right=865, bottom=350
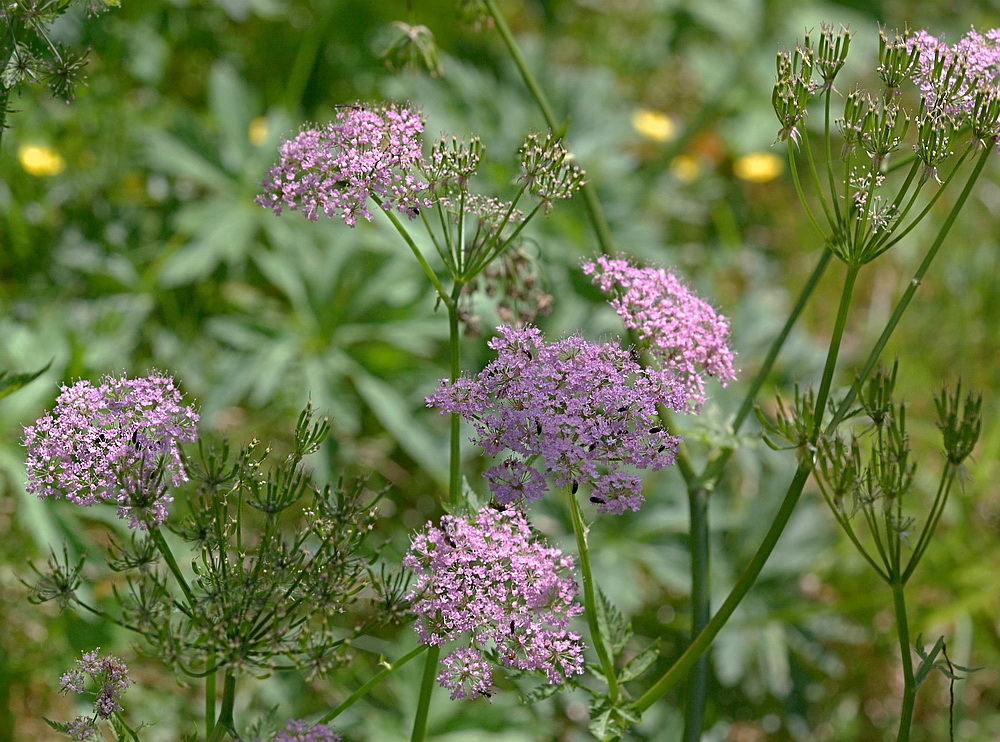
left=444, top=533, right=457, bottom=548
left=649, top=426, right=662, bottom=434
left=617, top=405, right=629, bottom=413
left=510, top=620, right=516, bottom=632
left=536, top=421, right=543, bottom=435
left=479, top=690, right=493, bottom=698
left=590, top=496, right=605, bottom=504
left=571, top=481, right=579, bottom=494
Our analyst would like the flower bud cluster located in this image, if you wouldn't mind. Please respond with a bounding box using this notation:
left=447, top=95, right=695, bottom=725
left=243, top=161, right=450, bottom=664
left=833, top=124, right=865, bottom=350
left=773, top=43, right=818, bottom=143
left=23, top=373, right=199, bottom=529
left=427, top=324, right=685, bottom=514
left=877, top=30, right=920, bottom=91
left=256, top=103, right=432, bottom=226
left=518, top=132, right=587, bottom=213
left=404, top=507, right=585, bottom=699
left=935, top=382, right=982, bottom=465
left=583, top=255, right=737, bottom=409
left=425, top=136, right=484, bottom=192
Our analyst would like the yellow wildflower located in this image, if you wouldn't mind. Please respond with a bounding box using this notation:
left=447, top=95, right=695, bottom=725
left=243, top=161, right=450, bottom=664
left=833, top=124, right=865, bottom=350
left=670, top=155, right=701, bottom=183
left=734, top=152, right=783, bottom=183
left=19, top=145, right=65, bottom=176
left=631, top=109, right=676, bottom=142
left=249, top=117, right=269, bottom=147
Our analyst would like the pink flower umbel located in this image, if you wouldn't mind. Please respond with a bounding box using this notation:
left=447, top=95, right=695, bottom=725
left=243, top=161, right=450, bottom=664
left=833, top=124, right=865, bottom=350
left=256, top=102, right=432, bottom=226
left=909, top=28, right=1000, bottom=122
left=404, top=507, right=585, bottom=699
left=583, top=255, right=737, bottom=410
left=427, top=325, right=685, bottom=514
left=24, top=372, right=198, bottom=528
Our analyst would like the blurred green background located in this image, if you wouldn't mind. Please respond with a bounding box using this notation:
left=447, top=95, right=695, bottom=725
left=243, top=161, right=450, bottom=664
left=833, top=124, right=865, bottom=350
left=1, top=0, right=999, bottom=739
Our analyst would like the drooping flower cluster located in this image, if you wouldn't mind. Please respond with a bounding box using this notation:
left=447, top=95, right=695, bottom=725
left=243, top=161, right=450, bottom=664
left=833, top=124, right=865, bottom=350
left=404, top=507, right=585, bottom=699
left=59, top=649, right=133, bottom=734
left=23, top=372, right=199, bottom=528
left=256, top=103, right=432, bottom=226
left=243, top=720, right=342, bottom=742
left=428, top=325, right=684, bottom=514
left=583, top=255, right=737, bottom=410
left=909, top=28, right=1000, bottom=123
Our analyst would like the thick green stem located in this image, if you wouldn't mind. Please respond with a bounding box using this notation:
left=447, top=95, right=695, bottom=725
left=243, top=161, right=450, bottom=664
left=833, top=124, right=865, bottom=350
left=681, top=486, right=710, bottom=742
left=111, top=711, right=142, bottom=742
left=637, top=257, right=860, bottom=714
left=317, top=644, right=429, bottom=725
left=410, top=645, right=440, bottom=742
left=208, top=671, right=236, bottom=742
left=634, top=463, right=810, bottom=712
left=813, top=262, right=860, bottom=438
left=892, top=581, right=917, bottom=742
left=149, top=526, right=196, bottom=610
left=205, top=653, right=217, bottom=740
left=566, top=486, right=620, bottom=702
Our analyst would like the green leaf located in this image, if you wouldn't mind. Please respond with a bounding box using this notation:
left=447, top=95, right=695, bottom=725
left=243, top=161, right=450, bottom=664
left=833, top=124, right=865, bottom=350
left=618, top=639, right=660, bottom=683
left=42, top=716, right=72, bottom=734
left=0, top=360, right=52, bottom=399
left=595, top=588, right=631, bottom=659
left=519, top=680, right=562, bottom=705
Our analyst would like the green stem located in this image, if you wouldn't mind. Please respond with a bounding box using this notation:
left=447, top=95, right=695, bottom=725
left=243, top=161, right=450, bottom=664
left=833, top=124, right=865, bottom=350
left=800, top=118, right=836, bottom=228
left=380, top=205, right=451, bottom=305
left=566, top=485, right=620, bottom=702
left=788, top=143, right=828, bottom=239
left=111, top=711, right=142, bottom=742
left=892, top=581, right=917, bottom=742
left=316, top=644, right=429, bottom=725
left=634, top=462, right=810, bottom=713
left=149, top=526, right=196, bottom=610
left=446, top=282, right=464, bottom=508
left=813, top=262, right=860, bottom=439
left=681, top=486, right=710, bottom=742
left=827, top=146, right=992, bottom=434
left=208, top=671, right=236, bottom=742
left=637, top=256, right=860, bottom=714
left=410, top=645, right=440, bottom=742
left=733, top=246, right=833, bottom=434
left=205, top=653, right=217, bottom=740
left=483, top=0, right=617, bottom=256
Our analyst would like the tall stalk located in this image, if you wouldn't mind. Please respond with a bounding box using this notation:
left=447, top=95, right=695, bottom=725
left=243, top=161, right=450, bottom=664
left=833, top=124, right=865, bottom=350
left=892, top=582, right=917, bottom=742
left=636, top=256, right=860, bottom=713
left=566, top=486, right=621, bottom=703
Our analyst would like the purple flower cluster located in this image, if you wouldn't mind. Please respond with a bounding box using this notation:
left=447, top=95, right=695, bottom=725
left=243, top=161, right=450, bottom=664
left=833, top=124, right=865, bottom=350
left=243, top=720, right=342, bottom=742
left=909, top=28, right=1000, bottom=121
left=60, top=648, right=132, bottom=725
left=256, top=103, right=432, bottom=226
left=583, top=255, right=737, bottom=410
left=65, top=717, right=97, bottom=741
left=404, top=507, right=585, bottom=699
left=24, top=372, right=198, bottom=528
left=428, top=325, right=684, bottom=513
